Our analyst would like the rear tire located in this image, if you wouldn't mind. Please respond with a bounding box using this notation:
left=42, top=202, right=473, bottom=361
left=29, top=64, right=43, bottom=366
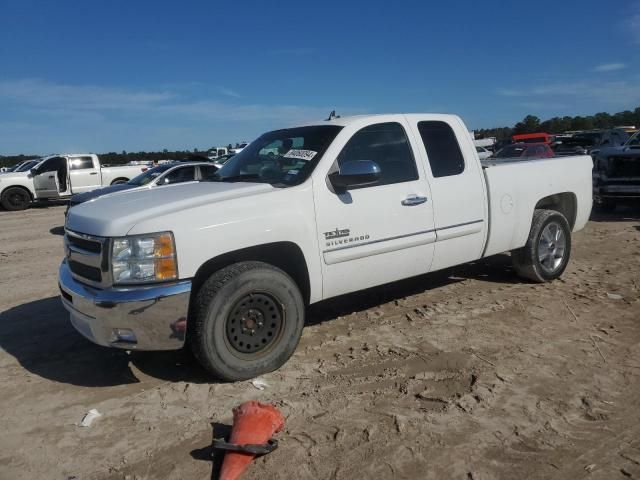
left=1, top=187, right=31, bottom=211
left=111, top=178, right=128, bottom=185
left=512, top=209, right=571, bottom=283
left=189, top=261, right=305, bottom=381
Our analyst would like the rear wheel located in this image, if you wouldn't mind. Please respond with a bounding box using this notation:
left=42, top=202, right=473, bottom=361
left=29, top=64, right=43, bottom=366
left=1, top=187, right=31, bottom=211
left=111, top=178, right=128, bottom=185
left=512, top=209, right=571, bottom=283
left=189, top=261, right=305, bottom=381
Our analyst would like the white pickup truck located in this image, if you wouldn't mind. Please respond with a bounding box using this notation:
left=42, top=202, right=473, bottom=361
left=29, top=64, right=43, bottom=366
left=0, top=154, right=146, bottom=211
left=60, top=114, right=592, bottom=381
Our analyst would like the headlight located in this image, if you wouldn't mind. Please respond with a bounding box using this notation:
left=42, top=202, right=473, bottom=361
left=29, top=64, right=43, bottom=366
left=111, top=232, right=178, bottom=284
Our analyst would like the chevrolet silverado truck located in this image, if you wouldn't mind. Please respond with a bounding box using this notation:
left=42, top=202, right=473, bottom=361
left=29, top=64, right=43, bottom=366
left=592, top=130, right=640, bottom=211
left=60, top=114, right=592, bottom=381
left=0, top=154, right=146, bottom=211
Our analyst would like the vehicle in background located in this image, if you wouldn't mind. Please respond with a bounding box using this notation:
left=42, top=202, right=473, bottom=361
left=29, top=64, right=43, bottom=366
left=1, top=159, right=41, bottom=174
left=0, top=154, right=145, bottom=211
left=475, top=146, right=492, bottom=160
left=592, top=130, right=640, bottom=211
left=212, top=153, right=235, bottom=169
left=473, top=136, right=496, bottom=149
left=61, top=113, right=592, bottom=381
left=494, top=143, right=554, bottom=159
left=512, top=133, right=553, bottom=144
left=207, top=147, right=229, bottom=160
left=66, top=161, right=219, bottom=212
left=229, top=142, right=249, bottom=154
left=554, top=129, right=629, bottom=156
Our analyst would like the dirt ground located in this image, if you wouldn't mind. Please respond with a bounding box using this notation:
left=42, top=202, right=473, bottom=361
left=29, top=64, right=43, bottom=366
left=0, top=204, right=639, bottom=480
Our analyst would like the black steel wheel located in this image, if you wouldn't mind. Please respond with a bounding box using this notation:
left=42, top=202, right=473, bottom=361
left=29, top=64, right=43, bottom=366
left=190, top=261, right=305, bottom=381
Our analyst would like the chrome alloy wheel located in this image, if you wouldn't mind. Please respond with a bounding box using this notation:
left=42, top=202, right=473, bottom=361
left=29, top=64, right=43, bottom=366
left=538, top=222, right=566, bottom=274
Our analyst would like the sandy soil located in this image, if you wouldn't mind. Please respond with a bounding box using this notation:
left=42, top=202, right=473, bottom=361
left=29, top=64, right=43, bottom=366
left=0, top=204, right=639, bottom=480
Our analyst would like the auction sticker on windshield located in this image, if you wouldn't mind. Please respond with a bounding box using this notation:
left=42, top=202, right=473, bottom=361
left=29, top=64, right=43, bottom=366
left=283, top=149, right=317, bottom=161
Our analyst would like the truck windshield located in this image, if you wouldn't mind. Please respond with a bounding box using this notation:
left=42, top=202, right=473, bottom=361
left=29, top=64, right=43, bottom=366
left=127, top=164, right=175, bottom=186
left=213, top=125, right=343, bottom=186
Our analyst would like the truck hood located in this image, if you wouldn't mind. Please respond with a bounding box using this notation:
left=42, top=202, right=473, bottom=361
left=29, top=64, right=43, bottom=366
left=66, top=181, right=275, bottom=237
left=0, top=171, right=30, bottom=180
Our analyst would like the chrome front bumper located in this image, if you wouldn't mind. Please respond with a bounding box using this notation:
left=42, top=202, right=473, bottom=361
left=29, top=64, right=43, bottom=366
left=59, top=260, right=191, bottom=350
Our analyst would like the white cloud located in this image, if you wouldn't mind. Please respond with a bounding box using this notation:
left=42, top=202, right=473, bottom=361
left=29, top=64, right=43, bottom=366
left=497, top=80, right=640, bottom=106
left=593, top=63, right=626, bottom=72
left=0, top=79, right=173, bottom=110
left=218, top=86, right=241, bottom=98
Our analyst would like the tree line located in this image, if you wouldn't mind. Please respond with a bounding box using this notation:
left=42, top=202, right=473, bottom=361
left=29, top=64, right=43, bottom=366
left=476, top=107, right=640, bottom=140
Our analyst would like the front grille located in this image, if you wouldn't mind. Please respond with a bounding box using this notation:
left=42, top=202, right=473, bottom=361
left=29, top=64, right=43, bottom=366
left=69, top=260, right=102, bottom=282
left=608, top=157, right=640, bottom=178
left=67, top=234, right=101, bottom=254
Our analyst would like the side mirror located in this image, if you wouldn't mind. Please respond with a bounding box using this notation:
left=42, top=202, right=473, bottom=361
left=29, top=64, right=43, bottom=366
left=329, top=160, right=381, bottom=191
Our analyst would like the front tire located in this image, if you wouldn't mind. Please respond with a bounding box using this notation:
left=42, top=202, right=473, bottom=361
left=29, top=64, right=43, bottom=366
left=1, top=187, right=31, bottom=211
left=189, top=261, right=305, bottom=381
left=111, top=178, right=128, bottom=185
left=512, top=209, right=572, bottom=283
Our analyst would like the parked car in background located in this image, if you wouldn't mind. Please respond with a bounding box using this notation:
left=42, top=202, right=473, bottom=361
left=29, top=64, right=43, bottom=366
left=207, top=147, right=228, bottom=160
left=494, top=143, right=554, bottom=159
left=554, top=129, right=629, bottom=156
left=60, top=113, right=592, bottom=381
left=66, top=161, right=219, bottom=213
left=1, top=159, right=41, bottom=174
left=475, top=146, right=492, bottom=160
left=592, top=130, right=640, bottom=211
left=512, top=133, right=553, bottom=144
left=229, top=142, right=249, bottom=154
left=0, top=154, right=146, bottom=211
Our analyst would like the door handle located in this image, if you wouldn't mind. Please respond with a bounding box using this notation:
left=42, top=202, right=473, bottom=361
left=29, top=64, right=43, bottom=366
left=89, top=172, right=98, bottom=175
left=402, top=195, right=427, bottom=206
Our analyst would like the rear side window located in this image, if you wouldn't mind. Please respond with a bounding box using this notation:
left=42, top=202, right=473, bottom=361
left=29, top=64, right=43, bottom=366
left=417, top=121, right=465, bottom=178
left=69, top=156, right=94, bottom=170
left=163, top=166, right=195, bottom=184
left=337, top=122, right=418, bottom=187
left=199, top=165, right=218, bottom=180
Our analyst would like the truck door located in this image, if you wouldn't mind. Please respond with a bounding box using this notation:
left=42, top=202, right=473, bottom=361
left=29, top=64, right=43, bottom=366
left=313, top=118, right=436, bottom=299
left=406, top=116, right=488, bottom=271
left=32, top=156, right=65, bottom=199
left=68, top=156, right=101, bottom=194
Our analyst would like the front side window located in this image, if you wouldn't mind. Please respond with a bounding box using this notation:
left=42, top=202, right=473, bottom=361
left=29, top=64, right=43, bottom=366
left=336, top=122, right=418, bottom=187
left=216, top=125, right=343, bottom=186
left=69, top=156, right=94, bottom=170
left=417, top=121, right=465, bottom=177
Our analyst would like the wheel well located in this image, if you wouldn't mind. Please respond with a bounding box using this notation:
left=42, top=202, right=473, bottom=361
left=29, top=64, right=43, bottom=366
left=1, top=185, right=33, bottom=201
left=110, top=177, right=128, bottom=185
left=191, top=242, right=311, bottom=305
left=535, top=192, right=577, bottom=229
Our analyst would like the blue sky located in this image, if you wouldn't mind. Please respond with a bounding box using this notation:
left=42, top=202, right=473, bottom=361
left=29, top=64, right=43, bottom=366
left=1, top=0, right=639, bottom=155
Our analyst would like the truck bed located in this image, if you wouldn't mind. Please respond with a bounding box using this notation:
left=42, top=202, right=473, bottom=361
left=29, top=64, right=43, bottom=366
left=480, top=155, right=593, bottom=258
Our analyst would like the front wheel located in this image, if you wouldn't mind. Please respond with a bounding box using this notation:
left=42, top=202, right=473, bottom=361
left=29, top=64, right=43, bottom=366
left=189, top=261, right=305, bottom=381
left=512, top=209, right=572, bottom=283
left=1, top=187, right=31, bottom=211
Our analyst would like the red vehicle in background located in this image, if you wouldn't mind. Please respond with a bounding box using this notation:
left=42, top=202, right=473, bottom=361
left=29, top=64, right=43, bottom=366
left=494, top=143, right=555, bottom=159
left=512, top=133, right=553, bottom=144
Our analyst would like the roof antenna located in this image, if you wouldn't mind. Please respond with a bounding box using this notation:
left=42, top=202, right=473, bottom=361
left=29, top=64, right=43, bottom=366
left=326, top=110, right=340, bottom=121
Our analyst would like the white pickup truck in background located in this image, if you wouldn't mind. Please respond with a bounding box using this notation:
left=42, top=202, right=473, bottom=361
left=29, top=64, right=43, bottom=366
left=60, top=114, right=592, bottom=381
left=0, top=154, right=146, bottom=210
